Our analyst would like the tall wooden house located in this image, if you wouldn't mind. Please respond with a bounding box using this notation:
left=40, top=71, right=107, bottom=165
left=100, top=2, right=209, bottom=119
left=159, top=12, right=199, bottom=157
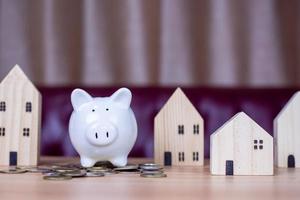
left=154, top=88, right=204, bottom=166
left=274, top=91, right=300, bottom=168
left=0, top=65, right=41, bottom=166
left=210, top=112, right=273, bottom=175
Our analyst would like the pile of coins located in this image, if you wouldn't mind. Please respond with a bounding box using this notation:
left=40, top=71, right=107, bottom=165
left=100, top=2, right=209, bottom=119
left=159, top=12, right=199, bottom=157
left=42, top=163, right=120, bottom=180
left=139, top=163, right=167, bottom=178
left=0, top=162, right=167, bottom=181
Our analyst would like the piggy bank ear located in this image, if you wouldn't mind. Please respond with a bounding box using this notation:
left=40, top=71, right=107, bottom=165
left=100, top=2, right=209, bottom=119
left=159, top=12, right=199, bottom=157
left=111, top=88, right=132, bottom=109
left=71, top=89, right=93, bottom=111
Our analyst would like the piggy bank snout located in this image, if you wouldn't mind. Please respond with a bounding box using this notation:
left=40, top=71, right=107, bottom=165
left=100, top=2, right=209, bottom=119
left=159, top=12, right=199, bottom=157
left=85, top=123, right=118, bottom=146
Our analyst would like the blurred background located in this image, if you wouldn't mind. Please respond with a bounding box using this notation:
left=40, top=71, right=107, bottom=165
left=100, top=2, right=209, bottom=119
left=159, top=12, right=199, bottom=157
left=1, top=0, right=300, bottom=87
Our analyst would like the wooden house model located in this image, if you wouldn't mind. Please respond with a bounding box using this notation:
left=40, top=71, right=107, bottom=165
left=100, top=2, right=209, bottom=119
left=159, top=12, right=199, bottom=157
left=0, top=65, right=41, bottom=166
left=274, top=91, right=300, bottom=168
left=154, top=88, right=204, bottom=166
left=210, top=112, right=273, bottom=175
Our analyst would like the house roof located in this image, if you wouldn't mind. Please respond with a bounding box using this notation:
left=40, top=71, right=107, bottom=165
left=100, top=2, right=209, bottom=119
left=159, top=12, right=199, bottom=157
left=0, top=65, right=39, bottom=92
left=274, top=91, right=300, bottom=122
left=211, top=112, right=272, bottom=139
left=155, top=87, right=202, bottom=120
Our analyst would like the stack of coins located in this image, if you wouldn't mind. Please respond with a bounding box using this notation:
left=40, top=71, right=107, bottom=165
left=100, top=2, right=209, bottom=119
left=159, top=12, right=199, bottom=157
left=139, top=163, right=167, bottom=178
left=42, top=166, right=86, bottom=180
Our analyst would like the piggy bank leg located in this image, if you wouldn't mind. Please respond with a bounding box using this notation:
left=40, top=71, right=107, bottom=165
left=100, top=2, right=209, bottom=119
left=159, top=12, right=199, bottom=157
left=80, top=157, right=97, bottom=167
left=110, top=156, right=127, bottom=167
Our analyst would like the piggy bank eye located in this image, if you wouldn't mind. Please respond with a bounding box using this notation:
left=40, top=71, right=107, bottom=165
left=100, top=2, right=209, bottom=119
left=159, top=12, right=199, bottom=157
left=92, top=109, right=95, bottom=112
left=106, top=108, right=109, bottom=111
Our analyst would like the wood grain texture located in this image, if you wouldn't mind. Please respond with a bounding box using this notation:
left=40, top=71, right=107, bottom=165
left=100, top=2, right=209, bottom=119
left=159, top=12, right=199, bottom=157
left=154, top=88, right=204, bottom=166
left=274, top=92, right=300, bottom=168
left=0, top=157, right=299, bottom=200
left=0, top=65, right=41, bottom=166
left=210, top=112, right=273, bottom=175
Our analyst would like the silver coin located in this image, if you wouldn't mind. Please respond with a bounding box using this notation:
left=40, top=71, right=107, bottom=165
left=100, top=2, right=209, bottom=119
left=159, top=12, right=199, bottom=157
left=139, top=163, right=162, bottom=168
left=113, top=165, right=139, bottom=171
left=141, top=170, right=164, bottom=175
left=87, top=167, right=113, bottom=173
left=140, top=173, right=167, bottom=178
left=140, top=165, right=163, bottom=171
left=61, top=170, right=87, bottom=178
left=43, top=174, right=72, bottom=181
left=43, top=171, right=61, bottom=176
left=0, top=168, right=27, bottom=174
left=53, top=167, right=79, bottom=173
left=94, top=161, right=114, bottom=168
left=104, top=171, right=119, bottom=175
left=85, top=172, right=105, bottom=177
left=27, top=167, right=51, bottom=173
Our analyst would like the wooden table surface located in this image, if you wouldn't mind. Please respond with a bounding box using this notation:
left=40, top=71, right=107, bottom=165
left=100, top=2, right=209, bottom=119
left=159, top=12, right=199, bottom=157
left=0, top=157, right=299, bottom=200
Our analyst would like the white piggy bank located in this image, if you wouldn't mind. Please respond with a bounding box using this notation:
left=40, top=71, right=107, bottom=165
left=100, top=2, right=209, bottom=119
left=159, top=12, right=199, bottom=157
left=69, top=88, right=138, bottom=167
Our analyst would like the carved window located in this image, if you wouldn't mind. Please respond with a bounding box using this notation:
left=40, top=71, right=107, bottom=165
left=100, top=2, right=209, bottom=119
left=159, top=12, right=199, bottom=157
left=178, top=125, right=184, bottom=135
left=254, top=139, right=263, bottom=150
left=193, top=152, right=199, bottom=161
left=0, top=102, right=6, bottom=112
left=178, top=152, right=185, bottom=162
left=193, top=124, right=199, bottom=134
left=0, top=127, right=5, bottom=136
left=23, top=128, right=30, bottom=137
left=26, top=102, right=32, bottom=112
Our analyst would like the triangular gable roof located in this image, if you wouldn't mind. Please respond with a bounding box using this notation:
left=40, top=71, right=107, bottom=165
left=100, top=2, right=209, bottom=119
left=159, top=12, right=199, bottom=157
left=0, top=64, right=39, bottom=92
left=155, top=87, right=202, bottom=119
left=274, top=91, right=300, bottom=122
left=211, top=112, right=271, bottom=138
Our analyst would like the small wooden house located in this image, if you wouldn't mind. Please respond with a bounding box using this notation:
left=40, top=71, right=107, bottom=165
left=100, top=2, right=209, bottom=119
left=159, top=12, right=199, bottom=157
left=210, top=112, right=273, bottom=175
left=274, top=91, right=300, bottom=168
left=154, top=88, right=204, bottom=166
left=0, top=65, right=41, bottom=166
